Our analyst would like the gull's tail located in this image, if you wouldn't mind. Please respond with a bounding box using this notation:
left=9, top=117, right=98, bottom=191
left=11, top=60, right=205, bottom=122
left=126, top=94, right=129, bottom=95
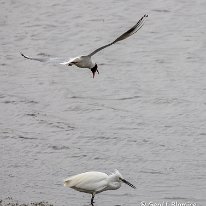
left=59, top=61, right=70, bottom=65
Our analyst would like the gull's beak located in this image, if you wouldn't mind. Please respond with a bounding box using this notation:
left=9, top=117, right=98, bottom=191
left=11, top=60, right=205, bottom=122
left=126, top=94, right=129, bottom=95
left=120, top=177, right=136, bottom=189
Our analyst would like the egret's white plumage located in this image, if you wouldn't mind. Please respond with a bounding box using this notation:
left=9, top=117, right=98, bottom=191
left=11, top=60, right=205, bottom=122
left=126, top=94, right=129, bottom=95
left=21, top=14, right=148, bottom=78
left=64, top=170, right=136, bottom=205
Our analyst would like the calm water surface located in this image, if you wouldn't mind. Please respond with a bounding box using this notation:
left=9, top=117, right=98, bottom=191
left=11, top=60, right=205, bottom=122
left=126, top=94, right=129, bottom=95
left=1, top=0, right=206, bottom=206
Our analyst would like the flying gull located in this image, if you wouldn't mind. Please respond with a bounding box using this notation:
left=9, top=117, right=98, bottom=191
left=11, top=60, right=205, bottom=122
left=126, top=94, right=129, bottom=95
left=21, top=14, right=148, bottom=78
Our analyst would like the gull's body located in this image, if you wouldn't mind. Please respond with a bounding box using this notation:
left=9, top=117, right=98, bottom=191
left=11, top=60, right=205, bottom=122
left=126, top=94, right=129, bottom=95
left=21, top=14, right=148, bottom=78
left=64, top=170, right=136, bottom=205
left=61, top=56, right=95, bottom=68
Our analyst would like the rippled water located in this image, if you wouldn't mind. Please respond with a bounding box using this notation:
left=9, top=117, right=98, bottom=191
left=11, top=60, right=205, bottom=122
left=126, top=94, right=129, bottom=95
left=1, top=0, right=206, bottom=206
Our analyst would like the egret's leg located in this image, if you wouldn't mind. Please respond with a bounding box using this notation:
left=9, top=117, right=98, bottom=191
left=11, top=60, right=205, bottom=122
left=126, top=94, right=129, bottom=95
left=91, top=194, right=95, bottom=205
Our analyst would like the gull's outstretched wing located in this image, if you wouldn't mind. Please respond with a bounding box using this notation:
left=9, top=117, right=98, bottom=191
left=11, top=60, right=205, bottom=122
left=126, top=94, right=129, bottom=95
left=20, top=52, right=66, bottom=64
left=88, top=14, right=148, bottom=57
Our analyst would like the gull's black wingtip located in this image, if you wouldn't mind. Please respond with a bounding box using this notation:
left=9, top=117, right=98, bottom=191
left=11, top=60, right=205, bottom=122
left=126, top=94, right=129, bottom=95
left=20, top=52, right=28, bottom=59
left=144, top=14, right=148, bottom=17
left=20, top=52, right=24, bottom=57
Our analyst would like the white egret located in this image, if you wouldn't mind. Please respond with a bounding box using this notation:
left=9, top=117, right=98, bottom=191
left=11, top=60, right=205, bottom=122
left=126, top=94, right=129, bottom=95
left=21, top=14, right=148, bottom=78
left=63, top=169, right=136, bottom=205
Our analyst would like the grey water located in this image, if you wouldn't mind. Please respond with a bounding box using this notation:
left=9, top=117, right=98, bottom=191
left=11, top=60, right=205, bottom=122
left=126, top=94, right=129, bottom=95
left=1, top=0, right=206, bottom=206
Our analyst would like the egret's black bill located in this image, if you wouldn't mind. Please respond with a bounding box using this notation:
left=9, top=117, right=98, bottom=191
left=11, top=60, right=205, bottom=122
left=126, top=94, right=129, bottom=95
left=120, top=178, right=136, bottom=189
